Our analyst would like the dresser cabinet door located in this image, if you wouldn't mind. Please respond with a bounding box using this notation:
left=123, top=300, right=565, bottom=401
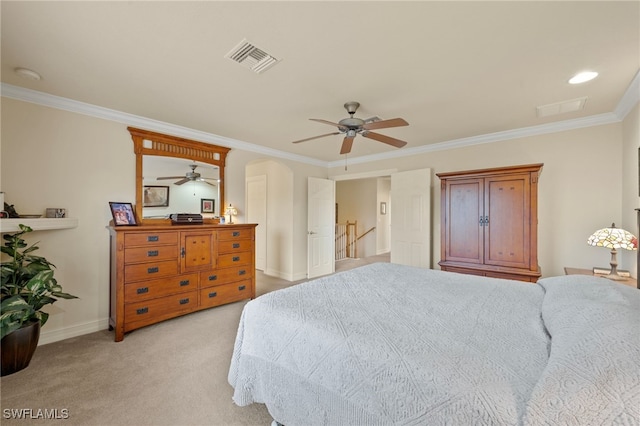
left=180, top=231, right=216, bottom=272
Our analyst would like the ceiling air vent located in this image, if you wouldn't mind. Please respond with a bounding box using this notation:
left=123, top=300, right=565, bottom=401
left=536, top=97, right=588, bottom=118
left=225, top=39, right=280, bottom=74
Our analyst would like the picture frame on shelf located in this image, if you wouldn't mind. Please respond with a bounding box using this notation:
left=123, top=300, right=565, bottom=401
left=143, top=185, right=169, bottom=207
left=201, top=198, right=215, bottom=213
left=109, top=202, right=137, bottom=226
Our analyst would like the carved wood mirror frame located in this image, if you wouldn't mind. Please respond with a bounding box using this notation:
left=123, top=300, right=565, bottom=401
left=128, top=127, right=230, bottom=225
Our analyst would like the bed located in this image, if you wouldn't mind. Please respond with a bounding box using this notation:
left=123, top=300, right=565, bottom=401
left=228, top=263, right=640, bottom=425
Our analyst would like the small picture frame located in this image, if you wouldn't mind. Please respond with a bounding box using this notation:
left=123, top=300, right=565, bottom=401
left=143, top=185, right=169, bottom=207
left=201, top=198, right=215, bottom=213
left=46, top=208, right=66, bottom=218
left=109, top=202, right=137, bottom=226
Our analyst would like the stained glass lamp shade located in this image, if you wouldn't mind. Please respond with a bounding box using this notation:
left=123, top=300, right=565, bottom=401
left=224, top=204, right=238, bottom=224
left=587, top=223, right=638, bottom=280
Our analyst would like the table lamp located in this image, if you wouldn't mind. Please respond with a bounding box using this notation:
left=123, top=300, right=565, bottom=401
left=224, top=203, right=238, bottom=224
left=587, top=223, right=638, bottom=280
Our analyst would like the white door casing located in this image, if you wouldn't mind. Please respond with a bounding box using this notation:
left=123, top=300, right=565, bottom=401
left=246, top=175, right=267, bottom=271
left=308, top=177, right=335, bottom=278
left=390, top=168, right=431, bottom=268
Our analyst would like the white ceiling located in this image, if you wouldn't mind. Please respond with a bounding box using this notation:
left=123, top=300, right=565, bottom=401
left=2, top=1, right=639, bottom=165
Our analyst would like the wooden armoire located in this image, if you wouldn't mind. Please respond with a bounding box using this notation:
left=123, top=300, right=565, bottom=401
left=437, top=164, right=543, bottom=282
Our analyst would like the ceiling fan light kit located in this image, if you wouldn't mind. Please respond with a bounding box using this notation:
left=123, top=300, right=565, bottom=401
left=292, top=101, right=409, bottom=155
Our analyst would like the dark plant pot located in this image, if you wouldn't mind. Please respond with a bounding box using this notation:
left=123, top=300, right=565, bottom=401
left=1, top=320, right=41, bottom=376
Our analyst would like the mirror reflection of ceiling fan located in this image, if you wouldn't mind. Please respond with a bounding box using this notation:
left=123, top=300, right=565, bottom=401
left=157, top=163, right=217, bottom=186
left=292, top=101, right=409, bottom=154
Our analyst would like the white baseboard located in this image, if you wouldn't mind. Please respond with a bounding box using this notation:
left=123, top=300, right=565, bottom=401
left=38, top=318, right=110, bottom=346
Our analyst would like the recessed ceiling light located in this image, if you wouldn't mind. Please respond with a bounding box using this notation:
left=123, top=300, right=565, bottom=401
left=569, top=71, right=598, bottom=84
left=14, top=67, right=42, bottom=81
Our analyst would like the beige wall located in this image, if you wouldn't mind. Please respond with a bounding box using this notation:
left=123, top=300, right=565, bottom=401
left=2, top=95, right=637, bottom=344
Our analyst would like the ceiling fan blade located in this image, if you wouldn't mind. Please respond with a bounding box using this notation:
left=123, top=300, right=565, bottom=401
left=309, top=118, right=347, bottom=130
left=157, top=176, right=185, bottom=180
left=340, top=136, right=355, bottom=155
left=173, top=178, right=190, bottom=185
left=292, top=132, right=340, bottom=144
left=362, top=131, right=408, bottom=148
left=362, top=118, right=409, bottom=131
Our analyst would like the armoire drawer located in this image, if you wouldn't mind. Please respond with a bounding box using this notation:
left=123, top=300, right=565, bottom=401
left=200, top=265, right=253, bottom=288
left=218, top=251, right=252, bottom=268
left=124, top=259, right=179, bottom=283
left=125, top=245, right=178, bottom=264
left=124, top=273, right=198, bottom=302
left=199, top=280, right=252, bottom=308
left=124, top=290, right=198, bottom=329
left=124, top=231, right=178, bottom=247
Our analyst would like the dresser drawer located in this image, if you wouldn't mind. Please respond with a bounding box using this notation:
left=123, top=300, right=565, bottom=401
left=200, top=265, right=253, bottom=288
left=218, top=251, right=252, bottom=268
left=125, top=290, right=197, bottom=329
left=125, top=245, right=178, bottom=264
left=218, top=239, right=253, bottom=254
left=199, top=280, right=252, bottom=308
left=124, top=259, right=179, bottom=282
left=124, top=273, right=198, bottom=302
left=218, top=228, right=252, bottom=241
left=124, top=231, right=178, bottom=247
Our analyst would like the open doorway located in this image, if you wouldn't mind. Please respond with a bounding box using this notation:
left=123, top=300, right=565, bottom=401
left=335, top=176, right=391, bottom=261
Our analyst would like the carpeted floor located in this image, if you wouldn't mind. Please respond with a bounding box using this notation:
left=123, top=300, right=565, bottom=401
left=0, top=254, right=389, bottom=426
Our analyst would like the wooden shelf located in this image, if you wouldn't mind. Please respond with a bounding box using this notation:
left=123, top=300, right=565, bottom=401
left=0, top=218, right=78, bottom=233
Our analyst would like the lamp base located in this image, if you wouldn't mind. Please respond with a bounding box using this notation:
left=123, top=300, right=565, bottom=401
left=602, top=273, right=626, bottom=281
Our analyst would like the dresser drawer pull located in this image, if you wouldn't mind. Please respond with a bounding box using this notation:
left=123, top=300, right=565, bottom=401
left=179, top=280, right=190, bottom=287
left=238, top=270, right=246, bottom=276
left=136, top=287, right=149, bottom=295
left=147, top=236, right=159, bottom=242
left=232, top=231, right=240, bottom=237
left=147, top=250, right=159, bottom=257
left=232, top=256, right=240, bottom=262
left=233, top=243, right=240, bottom=249
left=147, top=266, right=159, bottom=274
left=179, top=298, right=190, bottom=305
left=208, top=291, right=217, bottom=298
left=136, top=307, right=148, bottom=315
left=208, top=274, right=217, bottom=281
left=238, top=285, right=246, bottom=291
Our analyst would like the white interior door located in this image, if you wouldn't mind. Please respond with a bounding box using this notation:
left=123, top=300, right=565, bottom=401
left=390, top=168, right=431, bottom=268
left=308, top=177, right=335, bottom=278
left=246, top=175, right=267, bottom=271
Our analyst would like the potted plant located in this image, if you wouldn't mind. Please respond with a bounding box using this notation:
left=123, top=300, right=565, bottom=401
left=1, top=224, right=77, bottom=376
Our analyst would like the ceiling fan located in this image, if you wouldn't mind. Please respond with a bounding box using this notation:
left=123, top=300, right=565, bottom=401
left=292, top=101, right=409, bottom=154
left=156, top=163, right=217, bottom=186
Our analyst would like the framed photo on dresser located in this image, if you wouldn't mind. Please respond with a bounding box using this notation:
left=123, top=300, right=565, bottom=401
left=109, top=202, right=137, bottom=226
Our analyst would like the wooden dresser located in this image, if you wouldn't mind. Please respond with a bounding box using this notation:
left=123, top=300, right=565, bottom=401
left=109, top=223, right=256, bottom=341
left=437, top=164, right=542, bottom=283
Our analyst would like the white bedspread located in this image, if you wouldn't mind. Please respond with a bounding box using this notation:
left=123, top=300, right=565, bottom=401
left=229, top=263, right=555, bottom=425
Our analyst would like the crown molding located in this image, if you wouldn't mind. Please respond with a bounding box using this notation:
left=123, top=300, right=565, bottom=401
left=614, top=69, right=640, bottom=119
left=0, top=83, right=327, bottom=168
left=3, top=76, right=638, bottom=170
left=327, top=112, right=621, bottom=169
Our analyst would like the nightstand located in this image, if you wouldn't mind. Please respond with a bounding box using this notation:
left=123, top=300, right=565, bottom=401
left=564, top=267, right=637, bottom=288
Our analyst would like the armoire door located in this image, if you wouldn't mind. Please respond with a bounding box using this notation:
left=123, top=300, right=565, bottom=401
left=483, top=174, right=531, bottom=269
left=443, top=178, right=484, bottom=265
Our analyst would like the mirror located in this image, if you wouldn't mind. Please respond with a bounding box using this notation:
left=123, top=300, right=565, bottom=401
left=128, top=127, right=230, bottom=225
left=142, top=157, right=220, bottom=218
